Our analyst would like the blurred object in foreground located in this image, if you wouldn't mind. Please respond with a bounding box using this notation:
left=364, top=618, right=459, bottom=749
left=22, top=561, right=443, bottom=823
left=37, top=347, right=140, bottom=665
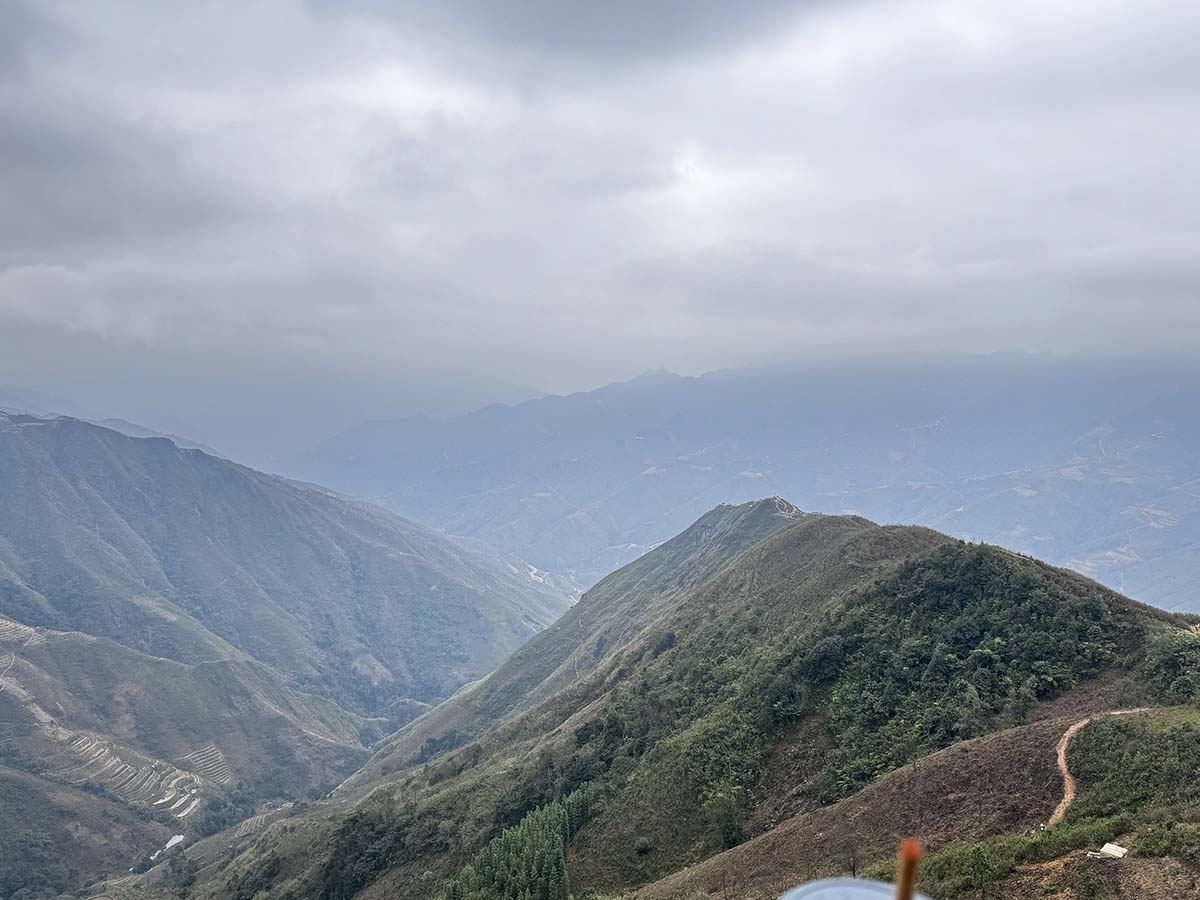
left=779, top=879, right=933, bottom=899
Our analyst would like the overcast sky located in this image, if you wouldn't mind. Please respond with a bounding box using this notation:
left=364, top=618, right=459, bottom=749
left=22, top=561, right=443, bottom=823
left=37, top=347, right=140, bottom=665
left=1, top=0, right=1198, bottom=455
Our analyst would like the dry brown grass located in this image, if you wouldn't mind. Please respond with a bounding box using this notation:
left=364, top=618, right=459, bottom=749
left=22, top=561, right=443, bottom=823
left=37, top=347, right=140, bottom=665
left=638, top=717, right=1077, bottom=900
left=991, top=853, right=1199, bottom=899
left=1029, top=671, right=1150, bottom=723
left=743, top=717, right=835, bottom=839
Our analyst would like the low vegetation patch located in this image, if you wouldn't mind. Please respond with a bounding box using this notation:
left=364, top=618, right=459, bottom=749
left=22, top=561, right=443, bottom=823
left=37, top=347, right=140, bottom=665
left=870, top=709, right=1200, bottom=897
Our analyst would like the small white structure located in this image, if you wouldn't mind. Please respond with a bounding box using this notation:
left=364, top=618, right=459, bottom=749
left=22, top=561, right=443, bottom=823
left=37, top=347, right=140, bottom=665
left=1086, top=842, right=1129, bottom=860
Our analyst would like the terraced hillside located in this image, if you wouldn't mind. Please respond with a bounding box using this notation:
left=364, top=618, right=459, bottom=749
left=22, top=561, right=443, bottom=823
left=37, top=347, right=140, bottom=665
left=56, top=735, right=200, bottom=809
left=162, top=500, right=1197, bottom=900
left=0, top=613, right=369, bottom=790
left=0, top=611, right=374, bottom=894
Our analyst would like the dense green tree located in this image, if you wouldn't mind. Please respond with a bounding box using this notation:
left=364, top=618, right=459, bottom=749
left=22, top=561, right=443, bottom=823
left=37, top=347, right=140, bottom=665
left=438, top=788, right=593, bottom=900
left=1143, top=632, right=1200, bottom=703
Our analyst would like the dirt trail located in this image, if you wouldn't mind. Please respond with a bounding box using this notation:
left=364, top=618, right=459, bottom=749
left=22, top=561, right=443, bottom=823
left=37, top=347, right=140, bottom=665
left=1048, top=707, right=1152, bottom=826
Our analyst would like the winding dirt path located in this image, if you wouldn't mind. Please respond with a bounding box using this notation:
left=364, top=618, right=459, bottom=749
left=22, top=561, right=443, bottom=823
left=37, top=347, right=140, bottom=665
left=1048, top=707, right=1152, bottom=826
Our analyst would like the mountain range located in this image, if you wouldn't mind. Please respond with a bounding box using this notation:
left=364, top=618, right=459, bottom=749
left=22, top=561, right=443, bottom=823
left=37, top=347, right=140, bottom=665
left=0, top=412, right=570, bottom=897
left=290, top=359, right=1200, bottom=612
left=0, top=412, right=569, bottom=713
left=5, top=379, right=1200, bottom=900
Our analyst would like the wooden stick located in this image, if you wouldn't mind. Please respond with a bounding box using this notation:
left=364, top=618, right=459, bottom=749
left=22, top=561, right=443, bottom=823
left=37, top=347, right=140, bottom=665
left=896, top=838, right=923, bottom=900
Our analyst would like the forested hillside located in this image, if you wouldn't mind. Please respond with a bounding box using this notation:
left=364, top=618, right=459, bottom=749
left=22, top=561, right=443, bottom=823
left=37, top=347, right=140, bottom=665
left=171, top=500, right=1197, bottom=900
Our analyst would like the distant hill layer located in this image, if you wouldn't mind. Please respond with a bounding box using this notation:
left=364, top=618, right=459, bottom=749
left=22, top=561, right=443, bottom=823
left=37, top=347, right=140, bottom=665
left=90, top=416, right=226, bottom=457
left=0, top=412, right=572, bottom=893
left=291, top=360, right=1200, bottom=611
left=0, top=413, right=571, bottom=714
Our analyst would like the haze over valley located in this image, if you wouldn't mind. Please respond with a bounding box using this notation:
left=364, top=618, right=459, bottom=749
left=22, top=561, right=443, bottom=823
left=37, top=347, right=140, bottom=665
left=290, top=359, right=1200, bottom=613
left=2, top=2, right=1200, bottom=899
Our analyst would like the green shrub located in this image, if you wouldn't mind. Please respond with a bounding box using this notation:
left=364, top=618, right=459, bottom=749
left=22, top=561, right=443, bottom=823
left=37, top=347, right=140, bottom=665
left=1144, top=632, right=1200, bottom=703
left=915, top=839, right=1016, bottom=897
left=1016, top=816, right=1130, bottom=863
left=1068, top=716, right=1200, bottom=820
left=1137, top=822, right=1200, bottom=862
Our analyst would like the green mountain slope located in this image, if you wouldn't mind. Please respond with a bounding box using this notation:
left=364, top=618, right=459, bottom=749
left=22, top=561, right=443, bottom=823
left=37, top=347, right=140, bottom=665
left=0, top=412, right=571, bottom=713
left=0, top=412, right=572, bottom=894
left=340, top=497, right=805, bottom=793
left=167, top=499, right=1196, bottom=900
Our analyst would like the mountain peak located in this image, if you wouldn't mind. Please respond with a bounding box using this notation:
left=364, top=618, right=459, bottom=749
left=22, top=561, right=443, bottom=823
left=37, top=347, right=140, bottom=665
left=628, top=367, right=684, bottom=383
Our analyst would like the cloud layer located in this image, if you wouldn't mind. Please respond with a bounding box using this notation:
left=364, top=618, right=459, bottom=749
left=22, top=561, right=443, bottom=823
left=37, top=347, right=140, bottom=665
left=1, top=0, right=1198, bottom=452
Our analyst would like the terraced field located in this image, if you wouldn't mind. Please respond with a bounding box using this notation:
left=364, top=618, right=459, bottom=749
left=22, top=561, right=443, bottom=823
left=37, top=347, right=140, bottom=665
left=223, top=802, right=295, bottom=841
left=0, top=611, right=369, bottom=828
left=48, top=734, right=205, bottom=814
left=169, top=799, right=299, bottom=889
left=181, top=745, right=234, bottom=786
left=0, top=720, right=38, bottom=747
left=232, top=813, right=271, bottom=840
left=0, top=616, right=34, bottom=641
left=0, top=617, right=46, bottom=680
left=0, top=616, right=215, bottom=819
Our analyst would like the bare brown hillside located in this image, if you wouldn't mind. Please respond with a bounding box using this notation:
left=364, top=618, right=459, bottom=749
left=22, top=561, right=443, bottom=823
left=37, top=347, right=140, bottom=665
left=994, top=854, right=1199, bottom=899
left=637, top=717, right=1074, bottom=900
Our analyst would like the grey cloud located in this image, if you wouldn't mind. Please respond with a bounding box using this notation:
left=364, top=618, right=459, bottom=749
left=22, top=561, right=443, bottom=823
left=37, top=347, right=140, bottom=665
left=0, top=92, right=244, bottom=265
left=0, top=0, right=60, bottom=80
left=0, top=0, right=1197, bottom=458
left=314, top=0, right=825, bottom=69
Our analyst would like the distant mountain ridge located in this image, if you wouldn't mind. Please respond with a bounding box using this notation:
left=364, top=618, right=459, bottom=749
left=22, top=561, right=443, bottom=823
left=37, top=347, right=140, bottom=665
left=90, top=416, right=226, bottom=457
left=290, top=359, right=1200, bottom=611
